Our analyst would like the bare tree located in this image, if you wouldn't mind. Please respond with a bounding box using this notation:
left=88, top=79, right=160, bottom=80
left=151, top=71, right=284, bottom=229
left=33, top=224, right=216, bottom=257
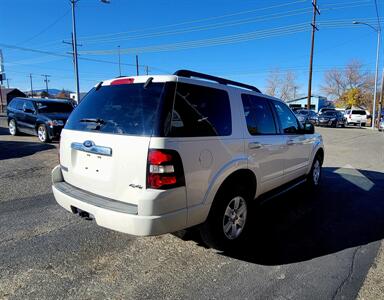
left=280, top=71, right=297, bottom=101
left=265, top=69, right=299, bottom=101
left=265, top=69, right=281, bottom=98
left=321, top=69, right=345, bottom=99
left=321, top=60, right=374, bottom=101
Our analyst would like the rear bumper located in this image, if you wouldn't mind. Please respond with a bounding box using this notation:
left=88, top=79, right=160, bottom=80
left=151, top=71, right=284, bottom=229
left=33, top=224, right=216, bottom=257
left=51, top=165, right=187, bottom=236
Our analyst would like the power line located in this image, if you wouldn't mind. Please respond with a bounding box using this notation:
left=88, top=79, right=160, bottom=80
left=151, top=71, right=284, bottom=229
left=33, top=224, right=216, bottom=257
left=79, top=8, right=313, bottom=44
left=77, top=0, right=308, bottom=41
left=77, top=2, right=373, bottom=45
left=17, top=9, right=71, bottom=46
left=78, top=20, right=377, bottom=55
left=0, top=42, right=169, bottom=73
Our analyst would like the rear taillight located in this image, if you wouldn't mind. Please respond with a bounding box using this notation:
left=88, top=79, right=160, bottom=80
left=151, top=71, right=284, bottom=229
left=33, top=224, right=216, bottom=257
left=349, top=114, right=352, bottom=119
left=110, top=78, right=134, bottom=85
left=147, top=149, right=185, bottom=189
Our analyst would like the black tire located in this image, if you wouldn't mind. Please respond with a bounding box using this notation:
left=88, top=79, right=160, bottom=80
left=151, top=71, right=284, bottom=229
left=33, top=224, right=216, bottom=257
left=8, top=119, right=18, bottom=136
left=37, top=124, right=51, bottom=143
left=306, top=154, right=322, bottom=189
left=200, top=184, right=251, bottom=250
left=361, top=123, right=366, bottom=127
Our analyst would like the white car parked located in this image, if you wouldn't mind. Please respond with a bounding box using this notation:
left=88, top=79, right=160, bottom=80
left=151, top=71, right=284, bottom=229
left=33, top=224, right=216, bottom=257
left=345, top=109, right=367, bottom=126
left=52, top=70, right=324, bottom=249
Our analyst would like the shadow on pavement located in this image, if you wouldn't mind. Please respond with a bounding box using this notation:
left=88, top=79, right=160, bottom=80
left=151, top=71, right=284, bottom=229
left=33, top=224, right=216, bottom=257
left=0, top=140, right=55, bottom=160
left=0, top=126, right=10, bottom=135
left=181, top=167, right=384, bottom=265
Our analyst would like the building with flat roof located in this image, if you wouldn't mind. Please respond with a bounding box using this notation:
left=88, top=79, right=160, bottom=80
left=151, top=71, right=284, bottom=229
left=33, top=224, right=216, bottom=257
left=285, top=95, right=334, bottom=112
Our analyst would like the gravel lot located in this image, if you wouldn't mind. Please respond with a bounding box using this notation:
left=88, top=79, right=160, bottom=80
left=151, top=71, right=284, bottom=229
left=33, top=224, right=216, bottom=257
left=0, top=124, right=384, bottom=299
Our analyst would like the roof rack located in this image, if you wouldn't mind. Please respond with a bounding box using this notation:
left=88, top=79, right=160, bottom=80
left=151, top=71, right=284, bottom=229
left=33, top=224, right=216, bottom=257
left=174, top=70, right=261, bottom=93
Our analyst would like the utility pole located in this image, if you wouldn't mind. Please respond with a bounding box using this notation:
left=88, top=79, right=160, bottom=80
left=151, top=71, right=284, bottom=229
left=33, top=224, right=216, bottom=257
left=29, top=73, right=34, bottom=97
left=146, top=66, right=149, bottom=75
left=71, top=0, right=80, bottom=103
left=42, top=74, right=51, bottom=95
left=118, top=45, right=122, bottom=76
left=136, top=55, right=139, bottom=76
left=6, top=78, right=10, bottom=89
left=307, top=0, right=320, bottom=110
left=378, top=68, right=384, bottom=124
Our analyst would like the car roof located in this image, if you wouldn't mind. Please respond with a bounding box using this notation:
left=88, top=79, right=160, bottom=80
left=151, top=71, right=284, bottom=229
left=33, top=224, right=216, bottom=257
left=30, top=98, right=72, bottom=103
left=12, top=97, right=72, bottom=103
left=98, top=74, right=289, bottom=104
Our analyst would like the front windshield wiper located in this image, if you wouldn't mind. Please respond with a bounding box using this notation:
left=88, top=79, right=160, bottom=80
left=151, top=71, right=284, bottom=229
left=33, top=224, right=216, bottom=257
left=80, top=118, right=105, bottom=124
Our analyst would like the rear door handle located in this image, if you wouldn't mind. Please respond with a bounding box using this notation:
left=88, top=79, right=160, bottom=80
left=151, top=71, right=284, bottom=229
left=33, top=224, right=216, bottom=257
left=248, top=142, right=263, bottom=149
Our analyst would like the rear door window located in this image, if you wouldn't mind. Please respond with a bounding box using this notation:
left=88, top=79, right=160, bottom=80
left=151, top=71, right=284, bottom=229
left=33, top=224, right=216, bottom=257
left=241, top=94, right=277, bottom=135
left=11, top=99, right=24, bottom=110
left=169, top=83, right=231, bottom=137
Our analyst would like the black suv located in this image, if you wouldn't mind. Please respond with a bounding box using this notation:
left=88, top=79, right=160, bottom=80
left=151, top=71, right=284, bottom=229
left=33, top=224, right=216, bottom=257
left=7, top=97, right=74, bottom=142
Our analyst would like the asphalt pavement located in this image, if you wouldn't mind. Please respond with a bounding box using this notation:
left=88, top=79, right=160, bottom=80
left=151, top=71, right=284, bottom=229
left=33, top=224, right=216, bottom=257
left=0, top=125, right=384, bottom=299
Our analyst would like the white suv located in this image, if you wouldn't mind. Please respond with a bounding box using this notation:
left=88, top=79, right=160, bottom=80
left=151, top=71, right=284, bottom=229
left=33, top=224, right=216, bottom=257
left=52, top=70, right=324, bottom=249
left=345, top=109, right=367, bottom=126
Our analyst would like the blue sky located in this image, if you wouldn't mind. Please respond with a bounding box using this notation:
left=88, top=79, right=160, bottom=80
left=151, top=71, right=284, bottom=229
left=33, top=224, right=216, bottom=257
left=0, top=0, right=383, bottom=96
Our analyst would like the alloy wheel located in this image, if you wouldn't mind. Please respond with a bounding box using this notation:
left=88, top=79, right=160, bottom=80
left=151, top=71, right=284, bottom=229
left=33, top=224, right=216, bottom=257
left=313, top=160, right=321, bottom=185
left=222, top=196, right=247, bottom=240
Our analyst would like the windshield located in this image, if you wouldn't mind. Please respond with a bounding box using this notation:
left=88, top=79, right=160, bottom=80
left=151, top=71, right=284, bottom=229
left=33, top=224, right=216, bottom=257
left=36, top=102, right=73, bottom=113
left=65, top=82, right=174, bottom=136
left=324, top=111, right=337, bottom=116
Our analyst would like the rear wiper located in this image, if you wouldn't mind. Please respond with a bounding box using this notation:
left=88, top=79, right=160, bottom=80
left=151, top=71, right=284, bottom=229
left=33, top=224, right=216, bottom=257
left=80, top=118, right=105, bottom=124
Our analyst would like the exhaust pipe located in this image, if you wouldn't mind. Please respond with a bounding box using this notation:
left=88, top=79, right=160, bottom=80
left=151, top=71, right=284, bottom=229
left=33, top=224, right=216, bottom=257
left=71, top=206, right=94, bottom=221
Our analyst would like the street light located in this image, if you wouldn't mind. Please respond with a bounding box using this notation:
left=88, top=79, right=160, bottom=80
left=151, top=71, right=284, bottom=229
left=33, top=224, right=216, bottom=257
left=353, top=21, right=381, bottom=129
left=70, top=0, right=110, bottom=103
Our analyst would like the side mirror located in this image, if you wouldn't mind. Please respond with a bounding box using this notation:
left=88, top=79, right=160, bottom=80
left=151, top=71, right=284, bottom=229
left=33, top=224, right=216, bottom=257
left=303, top=122, right=314, bottom=134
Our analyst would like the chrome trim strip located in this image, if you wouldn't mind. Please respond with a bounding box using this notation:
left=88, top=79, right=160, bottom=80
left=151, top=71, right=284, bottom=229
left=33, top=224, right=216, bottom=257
left=71, top=142, right=112, bottom=156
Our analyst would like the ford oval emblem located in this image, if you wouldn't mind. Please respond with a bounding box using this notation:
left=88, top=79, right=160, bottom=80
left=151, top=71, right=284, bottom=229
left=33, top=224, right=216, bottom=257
left=83, top=140, right=94, bottom=148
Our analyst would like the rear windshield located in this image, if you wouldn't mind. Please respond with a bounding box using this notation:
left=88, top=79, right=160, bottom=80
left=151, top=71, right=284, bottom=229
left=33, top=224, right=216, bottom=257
left=36, top=102, right=73, bottom=113
left=65, top=83, right=173, bottom=136
left=352, top=110, right=366, bottom=115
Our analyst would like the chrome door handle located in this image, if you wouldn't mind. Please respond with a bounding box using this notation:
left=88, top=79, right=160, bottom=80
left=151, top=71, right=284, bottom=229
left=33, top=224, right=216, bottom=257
left=248, top=142, right=262, bottom=149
